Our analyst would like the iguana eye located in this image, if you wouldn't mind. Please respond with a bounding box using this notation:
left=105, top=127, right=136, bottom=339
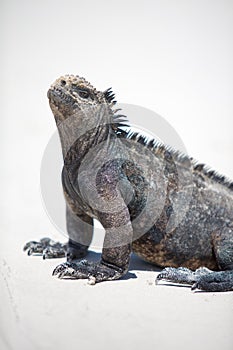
left=73, top=86, right=90, bottom=98
left=72, top=84, right=90, bottom=99
left=77, top=89, right=90, bottom=99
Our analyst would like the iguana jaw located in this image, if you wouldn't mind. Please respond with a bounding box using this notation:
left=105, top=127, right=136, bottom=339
left=47, top=83, right=79, bottom=125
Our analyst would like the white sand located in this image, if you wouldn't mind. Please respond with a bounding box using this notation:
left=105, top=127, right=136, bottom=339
left=1, top=235, right=233, bottom=350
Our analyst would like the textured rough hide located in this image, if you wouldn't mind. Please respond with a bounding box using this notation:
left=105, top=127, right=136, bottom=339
left=24, top=74, right=233, bottom=291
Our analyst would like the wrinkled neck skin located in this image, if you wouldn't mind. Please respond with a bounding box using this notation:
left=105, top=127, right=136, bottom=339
left=53, top=103, right=115, bottom=164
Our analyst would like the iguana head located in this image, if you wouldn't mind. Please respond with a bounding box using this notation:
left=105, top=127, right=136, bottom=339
left=47, top=75, right=116, bottom=124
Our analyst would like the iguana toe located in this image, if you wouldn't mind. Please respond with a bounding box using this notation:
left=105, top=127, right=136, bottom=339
left=23, top=237, right=67, bottom=259
left=53, top=260, right=123, bottom=283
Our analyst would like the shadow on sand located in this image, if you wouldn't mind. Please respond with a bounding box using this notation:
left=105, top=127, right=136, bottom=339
left=82, top=250, right=161, bottom=281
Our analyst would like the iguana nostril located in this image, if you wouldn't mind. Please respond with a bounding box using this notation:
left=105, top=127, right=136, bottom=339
left=61, top=80, right=66, bottom=86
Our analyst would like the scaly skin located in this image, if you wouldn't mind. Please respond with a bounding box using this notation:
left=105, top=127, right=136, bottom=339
left=24, top=74, right=233, bottom=291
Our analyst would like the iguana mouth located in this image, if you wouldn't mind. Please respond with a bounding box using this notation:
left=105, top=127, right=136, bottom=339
left=47, top=87, right=75, bottom=107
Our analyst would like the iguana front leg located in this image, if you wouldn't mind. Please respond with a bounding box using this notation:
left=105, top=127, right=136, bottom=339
left=52, top=244, right=131, bottom=284
left=53, top=206, right=133, bottom=284
left=23, top=237, right=67, bottom=259
left=53, top=159, right=133, bottom=283
left=23, top=205, right=93, bottom=260
left=65, top=204, right=93, bottom=261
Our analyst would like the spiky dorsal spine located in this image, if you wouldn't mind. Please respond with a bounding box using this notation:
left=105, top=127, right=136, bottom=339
left=115, top=126, right=233, bottom=191
left=104, top=88, right=117, bottom=104
left=105, top=85, right=233, bottom=191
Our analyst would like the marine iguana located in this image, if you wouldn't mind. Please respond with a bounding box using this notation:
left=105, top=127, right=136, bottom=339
left=24, top=74, right=233, bottom=292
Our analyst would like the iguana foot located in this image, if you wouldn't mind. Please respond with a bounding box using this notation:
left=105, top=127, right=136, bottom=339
left=191, top=270, right=233, bottom=292
left=52, top=260, right=124, bottom=284
left=156, top=266, right=213, bottom=288
left=156, top=267, right=233, bottom=292
left=156, top=266, right=213, bottom=284
left=24, top=237, right=89, bottom=261
left=23, top=237, right=67, bottom=259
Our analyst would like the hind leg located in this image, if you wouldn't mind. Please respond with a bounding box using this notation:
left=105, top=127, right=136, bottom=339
left=156, top=266, right=215, bottom=287
left=156, top=226, right=233, bottom=292
left=156, top=266, right=233, bottom=292
left=192, top=226, right=233, bottom=291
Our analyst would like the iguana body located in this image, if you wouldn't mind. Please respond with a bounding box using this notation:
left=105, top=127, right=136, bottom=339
left=24, top=75, right=233, bottom=292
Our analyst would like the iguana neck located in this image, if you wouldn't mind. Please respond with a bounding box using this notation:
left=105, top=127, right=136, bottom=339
left=55, top=105, right=116, bottom=168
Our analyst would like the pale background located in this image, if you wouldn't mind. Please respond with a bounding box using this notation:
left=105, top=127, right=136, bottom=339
left=1, top=1, right=233, bottom=350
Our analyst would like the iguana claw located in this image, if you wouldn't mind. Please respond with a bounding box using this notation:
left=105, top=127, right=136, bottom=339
left=23, top=237, right=67, bottom=259
left=52, top=260, right=123, bottom=283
